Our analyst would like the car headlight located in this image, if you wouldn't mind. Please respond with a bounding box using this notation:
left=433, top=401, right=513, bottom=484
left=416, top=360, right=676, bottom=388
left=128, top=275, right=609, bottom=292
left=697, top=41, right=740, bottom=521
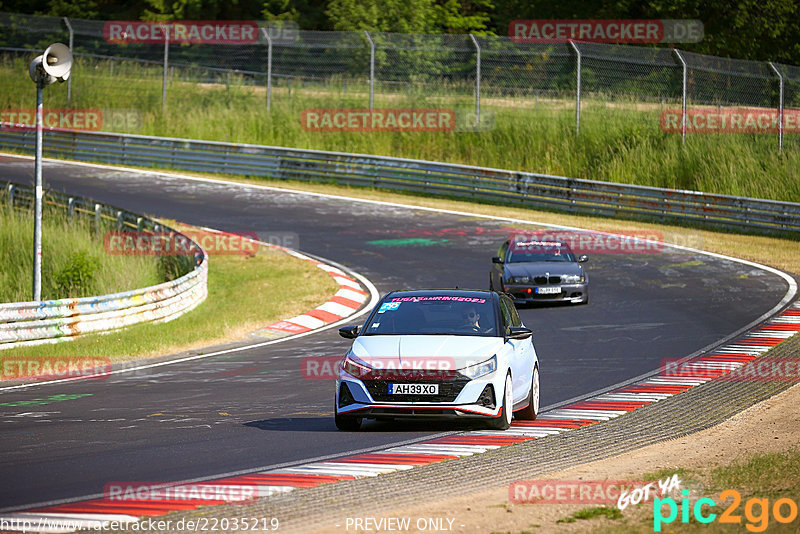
left=508, top=276, right=530, bottom=284
left=460, top=355, right=497, bottom=380
left=341, top=355, right=370, bottom=378
left=561, top=274, right=583, bottom=284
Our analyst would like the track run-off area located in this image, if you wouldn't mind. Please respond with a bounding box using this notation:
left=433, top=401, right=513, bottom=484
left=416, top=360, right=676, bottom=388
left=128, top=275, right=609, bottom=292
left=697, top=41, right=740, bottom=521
left=0, top=154, right=796, bottom=524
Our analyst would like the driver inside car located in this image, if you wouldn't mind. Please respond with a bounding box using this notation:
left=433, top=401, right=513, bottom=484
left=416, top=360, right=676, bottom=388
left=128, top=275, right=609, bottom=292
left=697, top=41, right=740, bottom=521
left=462, top=306, right=481, bottom=331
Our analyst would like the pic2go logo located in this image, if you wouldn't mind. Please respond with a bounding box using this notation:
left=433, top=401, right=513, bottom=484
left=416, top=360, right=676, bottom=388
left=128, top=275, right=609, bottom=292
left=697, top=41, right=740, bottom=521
left=654, top=490, right=799, bottom=532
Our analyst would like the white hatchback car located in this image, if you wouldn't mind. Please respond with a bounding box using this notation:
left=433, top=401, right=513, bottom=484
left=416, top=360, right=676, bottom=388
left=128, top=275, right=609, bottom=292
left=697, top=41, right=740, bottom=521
left=335, top=289, right=540, bottom=431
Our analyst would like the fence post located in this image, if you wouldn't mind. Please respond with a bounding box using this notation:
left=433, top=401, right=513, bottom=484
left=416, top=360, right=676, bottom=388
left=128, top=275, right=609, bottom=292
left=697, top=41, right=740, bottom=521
left=469, top=34, right=481, bottom=125
left=568, top=40, right=581, bottom=133
left=768, top=62, right=784, bottom=152
left=364, top=30, right=375, bottom=110
left=95, top=203, right=102, bottom=233
left=63, top=17, right=73, bottom=106
left=162, top=24, right=169, bottom=113
left=7, top=184, right=14, bottom=208
left=261, top=27, right=273, bottom=112
left=673, top=49, right=688, bottom=145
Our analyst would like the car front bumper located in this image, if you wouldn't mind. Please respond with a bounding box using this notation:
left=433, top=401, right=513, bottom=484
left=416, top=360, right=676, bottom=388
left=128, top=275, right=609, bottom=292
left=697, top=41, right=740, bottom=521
left=335, top=371, right=506, bottom=421
left=503, top=282, right=588, bottom=304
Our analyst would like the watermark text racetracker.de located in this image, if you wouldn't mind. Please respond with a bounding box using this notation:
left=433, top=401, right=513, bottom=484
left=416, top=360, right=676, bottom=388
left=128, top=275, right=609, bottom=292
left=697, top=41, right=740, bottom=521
left=1, top=108, right=143, bottom=132
left=300, top=108, right=495, bottom=133
left=303, top=356, right=459, bottom=380
left=103, top=230, right=298, bottom=256
left=507, top=229, right=704, bottom=254
left=510, top=474, right=683, bottom=507
left=301, top=108, right=455, bottom=133
left=0, top=516, right=279, bottom=532
left=510, top=476, right=678, bottom=506
left=661, top=108, right=800, bottom=133
left=1, top=356, right=111, bottom=381
left=661, top=357, right=800, bottom=382
left=104, top=20, right=258, bottom=44
left=104, top=482, right=259, bottom=504
left=509, top=19, right=703, bottom=43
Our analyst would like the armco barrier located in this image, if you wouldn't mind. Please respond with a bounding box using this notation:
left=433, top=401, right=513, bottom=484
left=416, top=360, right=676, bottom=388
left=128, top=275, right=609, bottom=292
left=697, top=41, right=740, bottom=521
left=1, top=127, right=799, bottom=234
left=0, top=182, right=208, bottom=349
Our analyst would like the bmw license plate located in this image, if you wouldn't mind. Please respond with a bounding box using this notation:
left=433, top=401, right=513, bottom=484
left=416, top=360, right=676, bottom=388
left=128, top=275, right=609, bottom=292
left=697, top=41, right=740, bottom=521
left=389, top=383, right=439, bottom=395
left=535, top=286, right=561, bottom=295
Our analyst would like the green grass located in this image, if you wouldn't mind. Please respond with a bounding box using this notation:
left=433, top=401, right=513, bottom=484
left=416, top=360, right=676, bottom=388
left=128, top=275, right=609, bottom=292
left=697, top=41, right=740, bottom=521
left=710, top=450, right=800, bottom=500
left=582, top=449, right=800, bottom=533
left=2, top=239, right=340, bottom=362
left=0, top=206, right=340, bottom=362
left=557, top=506, right=624, bottom=523
left=0, top=207, right=162, bottom=302
left=1, top=54, right=798, bottom=203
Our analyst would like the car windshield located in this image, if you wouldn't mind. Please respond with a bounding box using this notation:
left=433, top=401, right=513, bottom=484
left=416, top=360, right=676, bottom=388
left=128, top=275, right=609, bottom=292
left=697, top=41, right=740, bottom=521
left=362, top=295, right=497, bottom=337
left=506, top=240, right=576, bottom=263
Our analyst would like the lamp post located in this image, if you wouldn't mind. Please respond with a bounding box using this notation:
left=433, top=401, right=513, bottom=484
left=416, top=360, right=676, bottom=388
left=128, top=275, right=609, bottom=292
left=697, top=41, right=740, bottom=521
left=28, top=43, right=73, bottom=301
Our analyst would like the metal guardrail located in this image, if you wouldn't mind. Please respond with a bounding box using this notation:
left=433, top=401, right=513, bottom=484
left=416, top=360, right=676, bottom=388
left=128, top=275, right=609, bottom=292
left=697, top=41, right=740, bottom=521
left=1, top=127, right=799, bottom=234
left=0, top=180, right=208, bottom=348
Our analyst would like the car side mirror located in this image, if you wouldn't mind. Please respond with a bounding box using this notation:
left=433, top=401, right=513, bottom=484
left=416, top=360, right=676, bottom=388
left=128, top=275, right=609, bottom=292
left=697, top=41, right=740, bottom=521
left=338, top=326, right=360, bottom=339
left=578, top=255, right=589, bottom=263
left=492, top=256, right=504, bottom=264
left=507, top=326, right=533, bottom=340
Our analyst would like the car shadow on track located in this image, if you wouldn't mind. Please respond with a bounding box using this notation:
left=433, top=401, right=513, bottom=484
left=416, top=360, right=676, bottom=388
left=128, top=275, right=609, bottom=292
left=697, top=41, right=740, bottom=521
left=245, top=417, right=337, bottom=432
left=245, top=417, right=479, bottom=433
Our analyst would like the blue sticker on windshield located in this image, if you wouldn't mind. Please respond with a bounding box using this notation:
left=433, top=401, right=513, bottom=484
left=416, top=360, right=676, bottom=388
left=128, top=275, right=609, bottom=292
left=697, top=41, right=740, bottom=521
left=378, top=302, right=401, bottom=313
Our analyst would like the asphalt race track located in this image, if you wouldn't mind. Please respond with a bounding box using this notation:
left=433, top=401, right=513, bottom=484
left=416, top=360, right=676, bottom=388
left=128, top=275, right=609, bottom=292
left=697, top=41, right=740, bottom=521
left=0, top=155, right=791, bottom=510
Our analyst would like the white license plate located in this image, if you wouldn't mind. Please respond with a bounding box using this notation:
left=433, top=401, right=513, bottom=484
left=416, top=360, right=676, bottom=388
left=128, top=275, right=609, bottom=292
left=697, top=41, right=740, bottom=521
left=389, top=383, right=439, bottom=395
left=535, top=286, right=561, bottom=294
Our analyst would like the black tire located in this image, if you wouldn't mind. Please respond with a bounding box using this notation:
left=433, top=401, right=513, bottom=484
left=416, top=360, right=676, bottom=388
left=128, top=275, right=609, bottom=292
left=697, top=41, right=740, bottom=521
left=335, top=412, right=362, bottom=431
left=514, top=365, right=539, bottom=420
left=486, top=373, right=513, bottom=431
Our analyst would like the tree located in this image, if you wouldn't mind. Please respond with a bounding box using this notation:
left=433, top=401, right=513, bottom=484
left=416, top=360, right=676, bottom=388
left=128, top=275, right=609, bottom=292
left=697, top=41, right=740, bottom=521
left=435, top=0, right=494, bottom=34
left=325, top=0, right=493, bottom=33
left=326, top=0, right=437, bottom=33
left=262, top=0, right=330, bottom=29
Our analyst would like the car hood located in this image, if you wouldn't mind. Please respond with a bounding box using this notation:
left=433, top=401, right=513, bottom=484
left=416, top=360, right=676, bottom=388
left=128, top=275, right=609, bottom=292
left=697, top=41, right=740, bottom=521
left=503, top=261, right=583, bottom=277
left=350, top=335, right=503, bottom=370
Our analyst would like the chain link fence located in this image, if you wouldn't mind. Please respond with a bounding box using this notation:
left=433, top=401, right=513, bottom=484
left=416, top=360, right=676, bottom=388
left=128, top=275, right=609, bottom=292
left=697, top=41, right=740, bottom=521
left=1, top=11, right=798, bottom=149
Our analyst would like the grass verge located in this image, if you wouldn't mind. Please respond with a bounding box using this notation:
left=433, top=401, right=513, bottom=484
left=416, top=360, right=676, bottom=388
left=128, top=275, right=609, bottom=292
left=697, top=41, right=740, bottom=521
left=581, top=449, right=800, bottom=533
left=557, top=506, right=623, bottom=523
left=0, top=207, right=162, bottom=302
left=1, top=54, right=799, bottom=202
left=1, top=222, right=340, bottom=365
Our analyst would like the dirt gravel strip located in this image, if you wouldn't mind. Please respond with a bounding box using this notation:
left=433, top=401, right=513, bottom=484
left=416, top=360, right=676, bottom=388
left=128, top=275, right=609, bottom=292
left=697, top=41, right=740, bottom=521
left=81, top=306, right=800, bottom=534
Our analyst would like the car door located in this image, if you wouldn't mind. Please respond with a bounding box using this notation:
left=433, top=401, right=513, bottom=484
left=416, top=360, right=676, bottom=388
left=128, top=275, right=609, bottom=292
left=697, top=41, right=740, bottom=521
left=499, top=295, right=533, bottom=404
left=490, top=241, right=509, bottom=290
left=508, top=295, right=536, bottom=379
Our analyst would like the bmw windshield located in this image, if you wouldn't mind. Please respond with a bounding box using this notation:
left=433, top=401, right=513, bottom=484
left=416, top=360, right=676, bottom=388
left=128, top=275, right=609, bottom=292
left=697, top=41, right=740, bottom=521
left=363, top=295, right=497, bottom=337
left=507, top=240, right=576, bottom=263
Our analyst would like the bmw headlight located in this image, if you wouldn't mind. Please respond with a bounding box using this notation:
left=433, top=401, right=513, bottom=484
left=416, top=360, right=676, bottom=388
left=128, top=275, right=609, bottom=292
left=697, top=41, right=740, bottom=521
left=508, top=276, right=530, bottom=284
left=561, top=273, right=584, bottom=284
left=460, top=355, right=497, bottom=380
left=341, top=355, right=370, bottom=378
